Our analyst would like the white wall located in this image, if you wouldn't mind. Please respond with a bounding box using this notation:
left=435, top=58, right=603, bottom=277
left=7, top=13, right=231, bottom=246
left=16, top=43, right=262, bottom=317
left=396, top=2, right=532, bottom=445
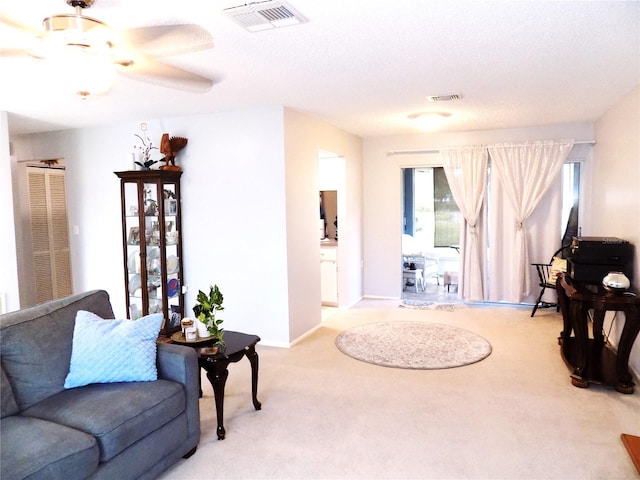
left=7, top=106, right=363, bottom=346
left=590, top=84, right=640, bottom=375
left=283, top=109, right=363, bottom=341
left=10, top=108, right=292, bottom=345
left=362, top=123, right=594, bottom=299
left=0, top=112, right=20, bottom=313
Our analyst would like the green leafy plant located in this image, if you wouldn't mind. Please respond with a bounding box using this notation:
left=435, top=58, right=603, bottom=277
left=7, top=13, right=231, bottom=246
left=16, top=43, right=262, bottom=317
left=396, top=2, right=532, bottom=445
left=135, top=158, right=158, bottom=170
left=193, top=285, right=225, bottom=344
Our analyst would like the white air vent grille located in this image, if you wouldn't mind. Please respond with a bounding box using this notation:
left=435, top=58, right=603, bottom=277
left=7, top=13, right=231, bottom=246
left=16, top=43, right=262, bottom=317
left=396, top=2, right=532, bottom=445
left=224, top=1, right=308, bottom=32
left=426, top=94, right=461, bottom=102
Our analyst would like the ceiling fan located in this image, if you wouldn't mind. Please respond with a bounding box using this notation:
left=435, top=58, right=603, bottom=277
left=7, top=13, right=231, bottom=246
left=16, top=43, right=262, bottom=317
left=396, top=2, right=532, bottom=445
left=1, top=0, right=215, bottom=98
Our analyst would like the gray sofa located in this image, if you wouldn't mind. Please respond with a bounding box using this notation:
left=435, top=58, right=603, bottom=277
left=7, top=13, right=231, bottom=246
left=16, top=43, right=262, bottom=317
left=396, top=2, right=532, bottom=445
left=0, top=290, right=200, bottom=480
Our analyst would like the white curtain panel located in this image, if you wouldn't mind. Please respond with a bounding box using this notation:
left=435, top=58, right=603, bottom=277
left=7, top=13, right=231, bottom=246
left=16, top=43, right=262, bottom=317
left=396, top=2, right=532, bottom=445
left=440, top=146, right=488, bottom=302
left=488, top=140, right=574, bottom=301
left=488, top=173, right=563, bottom=304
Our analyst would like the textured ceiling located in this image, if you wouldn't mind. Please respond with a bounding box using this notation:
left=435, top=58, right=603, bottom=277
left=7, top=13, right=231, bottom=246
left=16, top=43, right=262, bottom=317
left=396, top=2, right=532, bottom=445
left=1, top=0, right=639, bottom=137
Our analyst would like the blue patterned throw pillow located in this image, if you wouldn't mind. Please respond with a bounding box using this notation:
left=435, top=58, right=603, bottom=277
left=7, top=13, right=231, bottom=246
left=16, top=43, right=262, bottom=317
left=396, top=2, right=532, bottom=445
left=64, top=310, right=163, bottom=389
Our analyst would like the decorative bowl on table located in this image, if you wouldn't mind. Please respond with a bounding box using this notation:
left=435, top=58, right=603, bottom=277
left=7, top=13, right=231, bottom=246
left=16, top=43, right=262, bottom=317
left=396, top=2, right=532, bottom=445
left=602, top=271, right=630, bottom=293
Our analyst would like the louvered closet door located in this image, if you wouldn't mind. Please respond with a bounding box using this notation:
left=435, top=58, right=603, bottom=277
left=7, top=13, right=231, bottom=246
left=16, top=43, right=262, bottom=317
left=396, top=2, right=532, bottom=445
left=27, top=168, right=72, bottom=303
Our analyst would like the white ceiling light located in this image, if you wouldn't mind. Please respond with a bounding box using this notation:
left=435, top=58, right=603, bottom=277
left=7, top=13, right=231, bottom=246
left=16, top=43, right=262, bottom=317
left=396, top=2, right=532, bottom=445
left=41, top=8, right=116, bottom=98
left=408, top=112, right=452, bottom=131
left=47, top=45, right=115, bottom=98
left=224, top=0, right=308, bottom=32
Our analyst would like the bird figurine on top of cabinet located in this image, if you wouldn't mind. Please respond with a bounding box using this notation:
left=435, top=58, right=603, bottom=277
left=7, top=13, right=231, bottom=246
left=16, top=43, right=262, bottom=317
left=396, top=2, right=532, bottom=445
left=160, top=134, right=188, bottom=171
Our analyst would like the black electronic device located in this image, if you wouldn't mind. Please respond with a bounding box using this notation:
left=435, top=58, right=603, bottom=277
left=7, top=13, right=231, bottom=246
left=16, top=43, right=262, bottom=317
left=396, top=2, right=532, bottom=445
left=566, top=261, right=629, bottom=285
left=567, top=237, right=634, bottom=284
left=569, top=237, right=633, bottom=265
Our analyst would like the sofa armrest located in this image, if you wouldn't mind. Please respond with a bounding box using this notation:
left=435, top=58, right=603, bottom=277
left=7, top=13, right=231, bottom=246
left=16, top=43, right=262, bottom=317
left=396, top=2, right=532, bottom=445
left=156, top=343, right=200, bottom=440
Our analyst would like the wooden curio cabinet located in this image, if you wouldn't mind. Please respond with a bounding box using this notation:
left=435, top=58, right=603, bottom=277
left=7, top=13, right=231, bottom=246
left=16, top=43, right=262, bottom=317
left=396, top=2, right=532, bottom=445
left=115, top=170, right=184, bottom=336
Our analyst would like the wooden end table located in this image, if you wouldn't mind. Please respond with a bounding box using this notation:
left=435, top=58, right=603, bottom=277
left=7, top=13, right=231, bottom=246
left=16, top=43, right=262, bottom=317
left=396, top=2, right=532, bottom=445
left=171, top=330, right=262, bottom=439
left=557, top=275, right=640, bottom=394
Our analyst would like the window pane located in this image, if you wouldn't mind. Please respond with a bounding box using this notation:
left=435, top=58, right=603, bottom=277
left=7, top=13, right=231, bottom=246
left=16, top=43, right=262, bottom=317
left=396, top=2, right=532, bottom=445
left=433, top=167, right=461, bottom=247
left=561, top=162, right=580, bottom=247
left=402, top=167, right=461, bottom=251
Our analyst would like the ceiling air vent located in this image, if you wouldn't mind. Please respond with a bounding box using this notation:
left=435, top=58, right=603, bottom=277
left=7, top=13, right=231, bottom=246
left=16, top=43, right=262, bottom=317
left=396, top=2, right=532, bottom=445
left=224, top=1, right=308, bottom=32
left=426, top=94, right=461, bottom=102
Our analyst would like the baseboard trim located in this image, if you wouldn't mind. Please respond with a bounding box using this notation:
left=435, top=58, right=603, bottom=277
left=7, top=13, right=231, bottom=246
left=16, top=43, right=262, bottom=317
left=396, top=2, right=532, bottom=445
left=289, top=323, right=323, bottom=347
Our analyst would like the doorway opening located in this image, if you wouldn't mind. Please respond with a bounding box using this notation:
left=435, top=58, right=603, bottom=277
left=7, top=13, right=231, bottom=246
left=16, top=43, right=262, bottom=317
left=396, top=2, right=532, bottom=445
left=318, top=153, right=344, bottom=310
left=402, top=166, right=461, bottom=302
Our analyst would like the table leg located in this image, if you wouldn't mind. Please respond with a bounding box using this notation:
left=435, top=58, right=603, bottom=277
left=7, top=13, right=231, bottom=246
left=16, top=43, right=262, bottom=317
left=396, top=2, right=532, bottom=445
left=570, top=300, right=589, bottom=388
left=615, top=306, right=640, bottom=394
left=592, top=309, right=606, bottom=349
left=556, top=279, right=572, bottom=344
left=206, top=363, right=229, bottom=440
left=247, top=347, right=262, bottom=410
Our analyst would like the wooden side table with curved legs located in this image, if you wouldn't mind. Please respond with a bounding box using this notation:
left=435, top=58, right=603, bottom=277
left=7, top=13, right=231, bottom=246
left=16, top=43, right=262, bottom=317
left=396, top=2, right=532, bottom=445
left=557, top=274, right=640, bottom=394
left=171, top=330, right=262, bottom=439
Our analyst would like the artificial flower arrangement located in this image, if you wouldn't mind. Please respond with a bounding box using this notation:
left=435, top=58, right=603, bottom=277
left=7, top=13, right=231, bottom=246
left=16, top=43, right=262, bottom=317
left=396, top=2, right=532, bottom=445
left=192, top=285, right=225, bottom=345
left=134, top=123, right=159, bottom=170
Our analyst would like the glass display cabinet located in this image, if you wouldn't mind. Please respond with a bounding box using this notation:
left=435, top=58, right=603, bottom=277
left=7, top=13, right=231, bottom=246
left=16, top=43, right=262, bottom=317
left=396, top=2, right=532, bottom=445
left=115, top=170, right=184, bottom=336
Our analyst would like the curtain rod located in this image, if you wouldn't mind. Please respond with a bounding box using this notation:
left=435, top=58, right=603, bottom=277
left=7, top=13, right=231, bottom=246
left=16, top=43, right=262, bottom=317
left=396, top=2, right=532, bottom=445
left=387, top=140, right=596, bottom=156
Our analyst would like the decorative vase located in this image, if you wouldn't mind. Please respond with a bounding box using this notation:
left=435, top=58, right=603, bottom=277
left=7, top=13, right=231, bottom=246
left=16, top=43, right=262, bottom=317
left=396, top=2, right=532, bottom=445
left=196, top=320, right=210, bottom=338
left=602, top=271, right=630, bottom=293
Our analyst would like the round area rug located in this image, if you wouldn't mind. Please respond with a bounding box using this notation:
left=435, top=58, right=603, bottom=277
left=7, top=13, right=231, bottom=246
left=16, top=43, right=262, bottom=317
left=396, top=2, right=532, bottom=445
left=335, top=321, right=492, bottom=369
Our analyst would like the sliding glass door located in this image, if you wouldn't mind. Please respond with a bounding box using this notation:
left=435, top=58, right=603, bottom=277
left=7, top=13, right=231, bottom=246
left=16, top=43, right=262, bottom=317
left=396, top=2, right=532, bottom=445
left=402, top=167, right=461, bottom=296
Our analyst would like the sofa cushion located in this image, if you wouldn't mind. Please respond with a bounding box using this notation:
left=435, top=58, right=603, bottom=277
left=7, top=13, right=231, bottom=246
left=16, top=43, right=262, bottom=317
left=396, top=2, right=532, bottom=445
left=0, top=415, right=99, bottom=480
left=22, top=379, right=185, bottom=462
left=1, top=368, right=19, bottom=418
left=549, top=256, right=567, bottom=279
left=64, top=311, right=163, bottom=389
left=0, top=290, right=115, bottom=410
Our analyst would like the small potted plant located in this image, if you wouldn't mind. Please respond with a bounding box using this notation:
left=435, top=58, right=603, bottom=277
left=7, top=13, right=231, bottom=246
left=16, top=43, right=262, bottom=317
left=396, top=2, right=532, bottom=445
left=192, top=285, right=225, bottom=345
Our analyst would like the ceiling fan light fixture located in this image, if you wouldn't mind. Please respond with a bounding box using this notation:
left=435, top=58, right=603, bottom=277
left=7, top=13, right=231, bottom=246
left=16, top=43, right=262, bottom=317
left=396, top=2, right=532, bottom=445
left=40, top=5, right=116, bottom=98
left=7, top=0, right=216, bottom=98
left=37, top=13, right=112, bottom=67
left=43, top=13, right=106, bottom=36
left=66, top=0, right=96, bottom=8
left=48, top=45, right=115, bottom=98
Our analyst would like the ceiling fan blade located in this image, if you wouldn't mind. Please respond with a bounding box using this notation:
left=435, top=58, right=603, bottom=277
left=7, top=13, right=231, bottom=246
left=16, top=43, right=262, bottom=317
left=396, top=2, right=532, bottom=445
left=0, top=13, right=42, bottom=36
left=1, top=13, right=45, bottom=56
left=116, top=55, right=214, bottom=93
left=118, top=24, right=213, bottom=57
left=0, top=48, right=34, bottom=57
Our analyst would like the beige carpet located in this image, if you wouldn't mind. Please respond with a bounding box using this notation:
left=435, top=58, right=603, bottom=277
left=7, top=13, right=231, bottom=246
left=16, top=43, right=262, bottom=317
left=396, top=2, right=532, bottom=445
left=159, top=299, right=640, bottom=480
